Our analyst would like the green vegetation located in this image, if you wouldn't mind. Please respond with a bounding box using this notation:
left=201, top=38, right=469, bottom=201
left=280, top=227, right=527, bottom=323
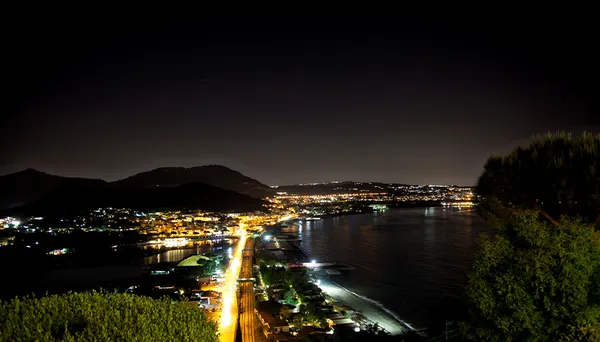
left=298, top=302, right=329, bottom=328
left=0, top=292, right=218, bottom=341
left=259, top=262, right=287, bottom=286
left=476, top=132, right=599, bottom=227
left=461, top=213, right=600, bottom=341
left=464, top=133, right=600, bottom=341
left=288, top=267, right=322, bottom=303
left=256, top=257, right=332, bottom=330
left=256, top=249, right=281, bottom=265
left=283, top=286, right=298, bottom=305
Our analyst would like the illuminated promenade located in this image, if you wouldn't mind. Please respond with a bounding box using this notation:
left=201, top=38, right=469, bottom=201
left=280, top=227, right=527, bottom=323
left=218, top=228, right=246, bottom=342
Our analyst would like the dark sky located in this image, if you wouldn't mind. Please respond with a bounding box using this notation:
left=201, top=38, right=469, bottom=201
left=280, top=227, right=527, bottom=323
left=3, top=13, right=597, bottom=186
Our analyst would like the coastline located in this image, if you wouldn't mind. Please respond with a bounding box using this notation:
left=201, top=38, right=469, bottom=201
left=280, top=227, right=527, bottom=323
left=293, top=203, right=445, bottom=221
left=286, top=230, right=417, bottom=335
left=316, top=277, right=416, bottom=336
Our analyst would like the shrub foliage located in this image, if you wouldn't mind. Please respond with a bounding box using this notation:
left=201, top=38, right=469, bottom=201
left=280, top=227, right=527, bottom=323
left=461, top=212, right=600, bottom=341
left=0, top=292, right=218, bottom=341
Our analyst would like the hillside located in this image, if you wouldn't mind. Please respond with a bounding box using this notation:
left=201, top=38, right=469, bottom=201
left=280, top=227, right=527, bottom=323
left=5, top=182, right=265, bottom=217
left=0, top=169, right=108, bottom=210
left=111, top=165, right=273, bottom=198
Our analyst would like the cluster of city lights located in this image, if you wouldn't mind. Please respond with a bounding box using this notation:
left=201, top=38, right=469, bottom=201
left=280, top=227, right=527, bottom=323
left=148, top=237, right=190, bottom=248
left=219, top=229, right=246, bottom=330
left=0, top=217, right=20, bottom=229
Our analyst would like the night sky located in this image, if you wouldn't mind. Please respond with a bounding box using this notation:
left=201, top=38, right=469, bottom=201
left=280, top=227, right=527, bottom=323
left=3, top=14, right=597, bottom=186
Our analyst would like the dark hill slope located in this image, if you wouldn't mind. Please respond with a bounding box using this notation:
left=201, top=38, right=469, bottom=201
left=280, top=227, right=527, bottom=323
left=111, top=165, right=273, bottom=198
left=4, top=182, right=265, bottom=217
left=0, top=169, right=108, bottom=210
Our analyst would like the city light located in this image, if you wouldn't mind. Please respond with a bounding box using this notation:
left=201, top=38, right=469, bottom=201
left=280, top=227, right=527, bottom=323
left=148, top=237, right=189, bottom=248
left=220, top=228, right=246, bottom=336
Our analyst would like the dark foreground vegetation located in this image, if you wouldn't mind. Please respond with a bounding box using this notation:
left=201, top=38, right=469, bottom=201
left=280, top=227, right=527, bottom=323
left=0, top=292, right=218, bottom=341
left=462, top=132, right=600, bottom=341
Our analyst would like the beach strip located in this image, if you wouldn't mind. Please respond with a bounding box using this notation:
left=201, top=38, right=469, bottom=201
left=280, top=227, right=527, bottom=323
left=317, top=278, right=415, bottom=335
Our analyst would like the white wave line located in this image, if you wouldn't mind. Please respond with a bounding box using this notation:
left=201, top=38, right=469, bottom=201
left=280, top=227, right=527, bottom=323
left=327, top=279, right=417, bottom=331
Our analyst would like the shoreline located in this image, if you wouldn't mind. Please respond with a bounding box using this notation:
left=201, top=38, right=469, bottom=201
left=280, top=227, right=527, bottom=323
left=316, top=276, right=417, bottom=336
left=299, top=202, right=446, bottom=220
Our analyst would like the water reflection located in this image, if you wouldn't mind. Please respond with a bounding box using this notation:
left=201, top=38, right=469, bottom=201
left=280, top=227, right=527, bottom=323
left=144, top=249, right=196, bottom=265
left=143, top=239, right=232, bottom=265
left=299, top=207, right=492, bottom=328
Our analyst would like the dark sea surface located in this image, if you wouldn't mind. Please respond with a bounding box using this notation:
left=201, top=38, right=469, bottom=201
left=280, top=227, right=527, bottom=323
left=297, top=207, right=493, bottom=329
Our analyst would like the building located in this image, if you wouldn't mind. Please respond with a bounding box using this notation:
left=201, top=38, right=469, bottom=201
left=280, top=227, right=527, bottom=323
left=256, top=301, right=291, bottom=337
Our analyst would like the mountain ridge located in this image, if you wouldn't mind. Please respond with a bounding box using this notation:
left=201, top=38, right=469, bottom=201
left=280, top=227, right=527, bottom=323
left=0, top=169, right=108, bottom=210
left=111, top=165, right=272, bottom=198
left=0, top=165, right=272, bottom=212
left=3, top=182, right=265, bottom=217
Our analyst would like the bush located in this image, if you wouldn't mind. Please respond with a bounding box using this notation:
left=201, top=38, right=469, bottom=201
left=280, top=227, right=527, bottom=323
left=0, top=292, right=218, bottom=341
left=461, top=213, right=600, bottom=341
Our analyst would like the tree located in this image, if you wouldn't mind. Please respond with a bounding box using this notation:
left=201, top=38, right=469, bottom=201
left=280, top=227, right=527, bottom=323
left=279, top=306, right=295, bottom=321
left=0, top=292, right=218, bottom=341
left=292, top=313, right=305, bottom=328
left=283, top=286, right=298, bottom=305
left=476, top=132, right=599, bottom=228
left=461, top=212, right=600, bottom=341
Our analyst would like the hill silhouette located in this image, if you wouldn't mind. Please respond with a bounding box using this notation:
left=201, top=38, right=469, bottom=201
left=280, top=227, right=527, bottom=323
left=111, top=165, right=272, bottom=198
left=0, top=165, right=272, bottom=213
left=0, top=169, right=107, bottom=210
left=4, top=182, right=265, bottom=217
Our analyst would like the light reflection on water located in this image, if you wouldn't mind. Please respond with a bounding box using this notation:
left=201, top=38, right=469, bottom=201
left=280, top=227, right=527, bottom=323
left=143, top=239, right=233, bottom=265
left=143, top=248, right=198, bottom=265
left=296, top=207, right=492, bottom=328
left=41, top=239, right=233, bottom=290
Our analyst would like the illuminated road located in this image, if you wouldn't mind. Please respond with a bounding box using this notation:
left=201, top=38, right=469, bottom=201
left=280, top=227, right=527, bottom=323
left=239, top=237, right=256, bottom=342
left=218, top=229, right=246, bottom=342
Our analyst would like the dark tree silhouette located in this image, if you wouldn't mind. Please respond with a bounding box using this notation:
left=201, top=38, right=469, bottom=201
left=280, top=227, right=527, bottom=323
left=463, top=132, right=600, bottom=341
left=475, top=132, right=599, bottom=228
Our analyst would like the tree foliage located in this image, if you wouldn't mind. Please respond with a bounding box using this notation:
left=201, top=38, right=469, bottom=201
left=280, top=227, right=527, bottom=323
left=0, top=292, right=218, bottom=341
left=476, top=132, right=599, bottom=227
left=283, top=286, right=298, bottom=305
left=461, top=212, right=600, bottom=341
